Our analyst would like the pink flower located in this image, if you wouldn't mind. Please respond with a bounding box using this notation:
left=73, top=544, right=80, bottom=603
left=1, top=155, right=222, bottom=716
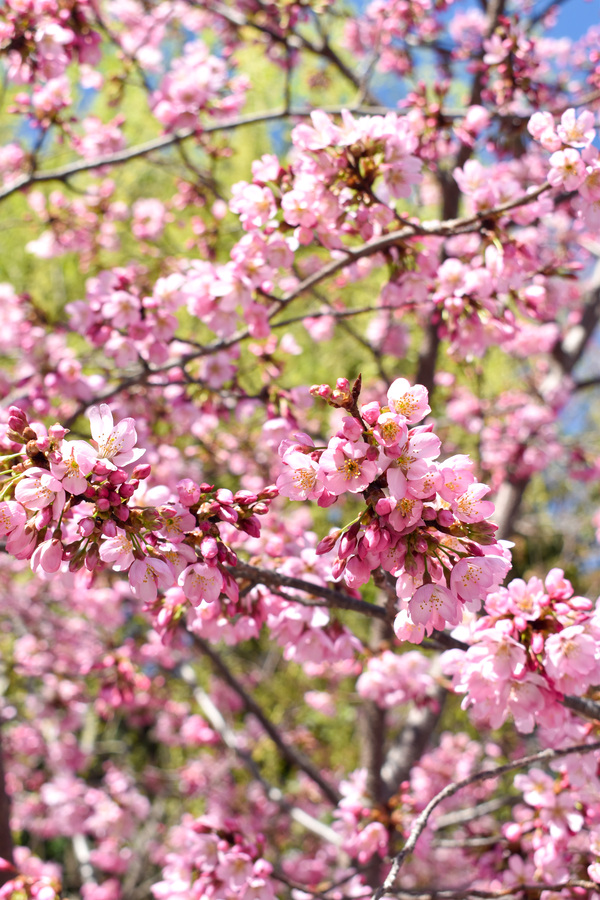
left=451, top=482, right=495, bottom=523
left=157, top=505, right=196, bottom=543
left=277, top=450, right=325, bottom=501
left=99, top=529, right=135, bottom=571
left=178, top=563, right=223, bottom=607
left=373, top=411, right=408, bottom=449
left=548, top=148, right=586, bottom=192
left=386, top=378, right=430, bottom=423
left=408, top=583, right=461, bottom=630
left=0, top=500, right=27, bottom=536
left=15, top=468, right=65, bottom=513
left=128, top=557, right=174, bottom=602
left=50, top=440, right=96, bottom=494
left=450, top=556, right=510, bottom=604
left=30, top=538, right=64, bottom=574
left=88, top=404, right=145, bottom=469
left=557, top=108, right=596, bottom=148
left=543, top=624, right=598, bottom=695
left=319, top=437, right=378, bottom=496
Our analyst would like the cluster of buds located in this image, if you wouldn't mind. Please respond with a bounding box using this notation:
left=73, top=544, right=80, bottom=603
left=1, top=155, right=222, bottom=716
left=0, top=404, right=275, bottom=614
left=278, top=376, right=511, bottom=642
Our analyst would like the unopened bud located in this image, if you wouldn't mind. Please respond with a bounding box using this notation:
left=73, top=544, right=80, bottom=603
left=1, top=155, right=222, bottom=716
left=239, top=515, right=260, bottom=538
left=79, top=517, right=96, bottom=537
left=257, top=484, right=278, bottom=500
left=133, top=463, right=152, bottom=480
left=316, top=530, right=340, bottom=556
left=108, top=469, right=128, bottom=486
left=85, top=543, right=100, bottom=571
left=49, top=423, right=68, bottom=441
left=113, top=504, right=129, bottom=522
left=310, top=383, right=332, bottom=399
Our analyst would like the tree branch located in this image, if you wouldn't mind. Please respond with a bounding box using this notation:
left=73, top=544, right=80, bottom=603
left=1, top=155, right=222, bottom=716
left=193, top=636, right=342, bottom=805
left=179, top=663, right=343, bottom=846
left=372, top=738, right=600, bottom=899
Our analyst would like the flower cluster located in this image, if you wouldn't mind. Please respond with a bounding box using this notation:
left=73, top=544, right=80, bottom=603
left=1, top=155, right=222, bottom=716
left=443, top=569, right=600, bottom=736
left=0, top=403, right=275, bottom=620
left=277, top=376, right=511, bottom=642
left=150, top=39, right=247, bottom=132
left=529, top=108, right=600, bottom=227
left=151, top=815, right=275, bottom=900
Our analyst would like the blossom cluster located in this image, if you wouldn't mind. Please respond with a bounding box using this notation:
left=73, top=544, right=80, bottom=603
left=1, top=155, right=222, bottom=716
left=443, top=569, right=600, bottom=736
left=152, top=814, right=275, bottom=900
left=529, top=108, right=600, bottom=227
left=277, top=376, right=511, bottom=642
left=0, top=403, right=275, bottom=622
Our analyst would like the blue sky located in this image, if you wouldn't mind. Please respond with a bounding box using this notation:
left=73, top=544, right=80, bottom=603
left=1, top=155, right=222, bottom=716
left=548, top=0, right=599, bottom=40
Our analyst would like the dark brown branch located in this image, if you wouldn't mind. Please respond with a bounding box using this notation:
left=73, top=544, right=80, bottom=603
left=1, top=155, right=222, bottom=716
left=229, top=561, right=390, bottom=622
left=193, top=636, right=341, bottom=805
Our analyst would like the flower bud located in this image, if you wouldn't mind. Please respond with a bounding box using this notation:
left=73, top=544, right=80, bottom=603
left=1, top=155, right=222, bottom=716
left=239, top=515, right=260, bottom=538
left=108, top=468, right=128, bottom=485
left=48, top=423, right=68, bottom=441
left=79, top=517, right=96, bottom=537
left=113, top=504, right=129, bottom=522
left=85, top=543, right=100, bottom=571
left=133, top=463, right=152, bottom=480
left=316, top=530, right=341, bottom=555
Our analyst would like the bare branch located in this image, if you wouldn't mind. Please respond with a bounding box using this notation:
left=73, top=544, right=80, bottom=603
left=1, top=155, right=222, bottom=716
left=179, top=663, right=343, bottom=847
left=229, top=561, right=390, bottom=622
left=372, top=738, right=600, bottom=900
left=193, top=635, right=342, bottom=805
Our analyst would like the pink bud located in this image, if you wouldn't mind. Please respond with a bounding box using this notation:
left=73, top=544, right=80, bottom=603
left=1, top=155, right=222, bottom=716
left=200, top=536, right=219, bottom=559
left=113, top=504, right=129, bottom=522
left=375, top=497, right=394, bottom=516
left=97, top=498, right=110, bottom=512
left=316, top=531, right=340, bottom=555
left=102, top=520, right=117, bottom=537
left=258, top=484, right=279, bottom=500
left=361, top=401, right=381, bottom=425
left=331, top=557, right=347, bottom=579
left=7, top=406, right=27, bottom=424
left=437, top=510, right=455, bottom=527
left=79, top=517, right=96, bottom=537
left=133, top=463, right=152, bottom=480
left=108, top=468, right=128, bottom=485
left=49, top=423, right=69, bottom=441
left=530, top=632, right=544, bottom=655
left=85, top=543, right=100, bottom=570
left=239, top=515, right=260, bottom=538
left=119, top=482, right=136, bottom=499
